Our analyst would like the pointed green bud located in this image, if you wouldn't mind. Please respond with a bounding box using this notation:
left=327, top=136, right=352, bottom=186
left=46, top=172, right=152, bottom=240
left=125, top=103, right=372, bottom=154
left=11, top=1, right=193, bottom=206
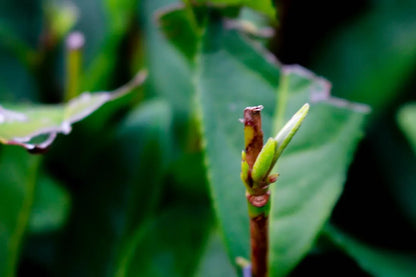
left=274, top=103, right=309, bottom=161
left=252, top=138, right=277, bottom=183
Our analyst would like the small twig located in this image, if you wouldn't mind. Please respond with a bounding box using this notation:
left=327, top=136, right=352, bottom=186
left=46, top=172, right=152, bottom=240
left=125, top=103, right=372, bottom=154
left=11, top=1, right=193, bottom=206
left=241, top=104, right=310, bottom=277
left=242, top=105, right=269, bottom=277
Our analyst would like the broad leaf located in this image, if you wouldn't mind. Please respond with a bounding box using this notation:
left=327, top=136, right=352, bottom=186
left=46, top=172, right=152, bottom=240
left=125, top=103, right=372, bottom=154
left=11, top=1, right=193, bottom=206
left=0, top=71, right=146, bottom=151
left=28, top=172, right=70, bottom=234
left=0, top=146, right=41, bottom=277
left=141, top=0, right=194, bottom=117
left=324, top=225, right=416, bottom=277
left=397, top=102, right=416, bottom=153
left=159, top=11, right=368, bottom=276
left=269, top=67, right=368, bottom=276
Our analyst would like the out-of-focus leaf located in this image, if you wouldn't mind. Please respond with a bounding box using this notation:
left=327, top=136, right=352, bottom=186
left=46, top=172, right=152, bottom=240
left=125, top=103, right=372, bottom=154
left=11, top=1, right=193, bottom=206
left=195, top=231, right=238, bottom=277
left=371, top=121, right=416, bottom=230
left=0, top=21, right=37, bottom=69
left=28, top=172, right=70, bottom=234
left=159, top=11, right=368, bottom=276
left=56, top=99, right=173, bottom=276
left=397, top=102, right=416, bottom=153
left=233, top=7, right=275, bottom=39
left=0, top=22, right=38, bottom=102
left=194, top=0, right=276, bottom=19
left=71, top=0, right=139, bottom=90
left=0, top=71, right=146, bottom=151
left=157, top=6, right=200, bottom=62
left=0, top=1, right=42, bottom=48
left=141, top=0, right=194, bottom=117
left=324, top=225, right=416, bottom=277
left=115, top=204, right=213, bottom=277
left=0, top=47, right=39, bottom=102
left=168, top=152, right=209, bottom=196
left=0, top=146, right=41, bottom=277
left=312, top=2, right=416, bottom=115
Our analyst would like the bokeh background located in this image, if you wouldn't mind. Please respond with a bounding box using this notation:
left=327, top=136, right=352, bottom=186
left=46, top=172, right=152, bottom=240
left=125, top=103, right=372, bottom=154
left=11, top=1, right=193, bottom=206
left=0, top=0, right=415, bottom=276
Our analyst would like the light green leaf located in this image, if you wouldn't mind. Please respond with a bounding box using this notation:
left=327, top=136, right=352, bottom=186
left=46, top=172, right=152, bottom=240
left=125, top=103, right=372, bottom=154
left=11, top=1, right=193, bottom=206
left=324, top=225, right=416, bottom=277
left=397, top=102, right=416, bottom=153
left=0, top=71, right=146, bottom=151
left=273, top=103, right=309, bottom=161
left=28, top=173, right=70, bottom=234
left=159, top=11, right=368, bottom=275
left=0, top=146, right=41, bottom=277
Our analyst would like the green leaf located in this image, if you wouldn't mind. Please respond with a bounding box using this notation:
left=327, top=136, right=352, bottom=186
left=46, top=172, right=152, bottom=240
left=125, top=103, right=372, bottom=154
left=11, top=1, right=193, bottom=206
left=116, top=204, right=213, bottom=277
left=77, top=0, right=139, bottom=90
left=0, top=1, right=42, bottom=49
left=195, top=231, right=238, bottom=277
left=0, top=146, right=41, bottom=277
left=0, top=35, right=38, bottom=101
left=159, top=11, right=368, bottom=275
left=141, top=0, right=194, bottom=116
left=0, top=71, right=146, bottom=151
left=324, top=225, right=416, bottom=277
left=55, top=99, right=173, bottom=276
left=269, top=67, right=368, bottom=276
left=28, top=173, right=70, bottom=234
left=397, top=102, right=416, bottom=153
left=157, top=5, right=200, bottom=62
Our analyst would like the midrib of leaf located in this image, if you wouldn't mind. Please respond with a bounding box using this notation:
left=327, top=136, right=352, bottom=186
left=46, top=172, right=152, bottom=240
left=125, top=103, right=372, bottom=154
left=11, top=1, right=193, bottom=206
left=6, top=155, right=41, bottom=277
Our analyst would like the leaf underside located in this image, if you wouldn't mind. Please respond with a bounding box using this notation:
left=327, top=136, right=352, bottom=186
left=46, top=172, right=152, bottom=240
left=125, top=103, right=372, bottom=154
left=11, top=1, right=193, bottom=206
left=0, top=71, right=146, bottom=151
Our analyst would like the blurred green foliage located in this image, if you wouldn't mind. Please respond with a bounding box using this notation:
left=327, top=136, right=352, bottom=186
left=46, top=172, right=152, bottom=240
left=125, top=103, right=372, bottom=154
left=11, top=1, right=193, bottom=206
left=0, top=0, right=415, bottom=276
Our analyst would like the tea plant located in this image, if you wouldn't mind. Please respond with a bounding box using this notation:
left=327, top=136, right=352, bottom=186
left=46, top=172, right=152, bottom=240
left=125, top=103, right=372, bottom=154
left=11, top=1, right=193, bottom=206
left=0, top=0, right=415, bottom=276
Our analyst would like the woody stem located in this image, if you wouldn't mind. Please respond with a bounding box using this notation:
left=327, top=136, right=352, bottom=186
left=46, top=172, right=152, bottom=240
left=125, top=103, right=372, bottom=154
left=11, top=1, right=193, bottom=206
left=243, top=106, right=269, bottom=277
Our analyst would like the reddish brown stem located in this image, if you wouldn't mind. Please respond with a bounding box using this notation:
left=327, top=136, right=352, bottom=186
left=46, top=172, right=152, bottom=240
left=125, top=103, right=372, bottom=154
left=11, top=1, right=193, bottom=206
left=250, top=214, right=269, bottom=277
left=243, top=105, right=269, bottom=277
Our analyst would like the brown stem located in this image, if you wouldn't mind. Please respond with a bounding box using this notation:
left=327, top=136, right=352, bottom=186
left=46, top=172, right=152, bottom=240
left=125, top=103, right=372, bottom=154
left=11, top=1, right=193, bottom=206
left=243, top=105, right=269, bottom=277
left=250, top=213, right=269, bottom=277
